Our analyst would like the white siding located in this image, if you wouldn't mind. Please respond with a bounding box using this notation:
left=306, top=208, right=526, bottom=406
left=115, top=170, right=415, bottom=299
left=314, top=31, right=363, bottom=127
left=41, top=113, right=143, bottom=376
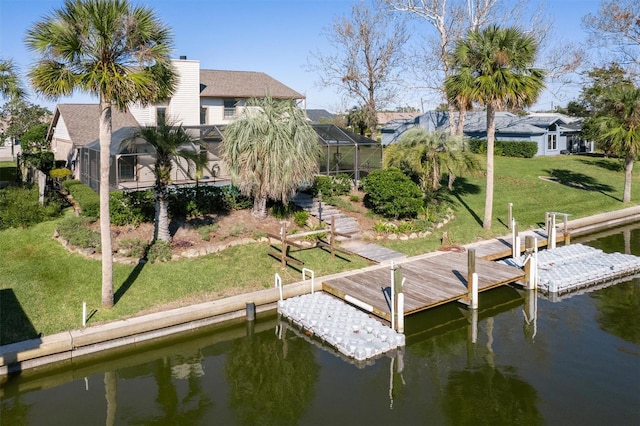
left=128, top=102, right=153, bottom=126
left=170, top=59, right=200, bottom=125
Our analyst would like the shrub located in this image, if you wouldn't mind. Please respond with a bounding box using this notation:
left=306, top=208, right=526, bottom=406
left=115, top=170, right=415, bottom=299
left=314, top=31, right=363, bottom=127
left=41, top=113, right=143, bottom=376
left=361, top=168, right=423, bottom=219
left=21, top=151, right=55, bottom=173
left=62, top=179, right=83, bottom=191
left=350, top=195, right=360, bottom=203
left=196, top=223, right=219, bottom=241
left=118, top=238, right=148, bottom=258
left=56, top=216, right=100, bottom=249
left=66, top=181, right=100, bottom=217
left=169, top=186, right=225, bottom=217
left=468, top=139, right=538, bottom=158
left=221, top=186, right=252, bottom=211
left=293, top=210, right=309, bottom=227
left=49, top=168, right=72, bottom=182
left=109, top=191, right=153, bottom=226
left=311, top=173, right=352, bottom=198
left=228, top=224, right=249, bottom=237
left=270, top=201, right=298, bottom=219
left=147, top=240, right=172, bottom=263
left=0, top=185, right=64, bottom=229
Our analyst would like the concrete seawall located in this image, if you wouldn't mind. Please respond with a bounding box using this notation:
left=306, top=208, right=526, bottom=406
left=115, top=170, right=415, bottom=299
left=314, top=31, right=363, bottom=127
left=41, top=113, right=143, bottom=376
left=1, top=206, right=638, bottom=377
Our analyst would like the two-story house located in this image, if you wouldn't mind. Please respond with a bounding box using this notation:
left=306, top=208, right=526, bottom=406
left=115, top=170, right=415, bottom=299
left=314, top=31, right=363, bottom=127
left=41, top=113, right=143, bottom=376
left=48, top=57, right=381, bottom=191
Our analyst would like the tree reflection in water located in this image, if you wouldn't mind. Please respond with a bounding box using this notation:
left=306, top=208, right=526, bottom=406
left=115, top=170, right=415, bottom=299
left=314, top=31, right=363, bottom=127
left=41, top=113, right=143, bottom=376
left=225, top=324, right=318, bottom=425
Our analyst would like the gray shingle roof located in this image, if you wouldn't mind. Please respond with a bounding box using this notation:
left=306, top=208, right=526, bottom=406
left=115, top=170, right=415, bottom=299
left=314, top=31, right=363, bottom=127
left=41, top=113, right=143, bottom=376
left=199, top=70, right=304, bottom=99
left=53, top=104, right=139, bottom=146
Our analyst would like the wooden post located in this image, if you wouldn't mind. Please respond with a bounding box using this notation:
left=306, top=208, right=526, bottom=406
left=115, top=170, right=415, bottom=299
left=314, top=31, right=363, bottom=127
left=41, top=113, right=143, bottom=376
left=330, top=216, right=336, bottom=258
left=470, top=272, right=478, bottom=310
left=565, top=231, right=571, bottom=246
left=524, top=236, right=534, bottom=289
left=393, top=266, right=403, bottom=332
left=280, top=222, right=287, bottom=267
left=467, top=249, right=476, bottom=302
left=508, top=202, right=513, bottom=230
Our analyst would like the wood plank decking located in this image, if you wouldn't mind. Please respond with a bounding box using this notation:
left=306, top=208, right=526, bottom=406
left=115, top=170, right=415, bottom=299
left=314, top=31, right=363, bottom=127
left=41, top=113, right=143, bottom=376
left=322, top=251, right=525, bottom=321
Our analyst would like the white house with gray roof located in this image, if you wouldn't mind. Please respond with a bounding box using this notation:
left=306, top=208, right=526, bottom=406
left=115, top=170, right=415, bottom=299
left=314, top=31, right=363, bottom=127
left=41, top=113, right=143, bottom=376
left=47, top=57, right=380, bottom=191
left=47, top=57, right=305, bottom=187
left=381, top=110, right=592, bottom=156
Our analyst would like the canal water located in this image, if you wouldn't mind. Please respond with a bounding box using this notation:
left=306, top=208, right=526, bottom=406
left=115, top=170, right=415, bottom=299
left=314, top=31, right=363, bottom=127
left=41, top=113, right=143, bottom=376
left=1, top=225, right=639, bottom=425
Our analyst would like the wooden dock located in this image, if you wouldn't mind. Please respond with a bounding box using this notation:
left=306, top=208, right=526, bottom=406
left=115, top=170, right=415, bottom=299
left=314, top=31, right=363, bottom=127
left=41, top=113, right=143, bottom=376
left=322, top=251, right=525, bottom=321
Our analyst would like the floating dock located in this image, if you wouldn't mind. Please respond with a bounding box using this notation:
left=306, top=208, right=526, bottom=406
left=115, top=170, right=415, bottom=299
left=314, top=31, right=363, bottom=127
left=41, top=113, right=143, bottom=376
left=501, top=243, right=640, bottom=294
left=322, top=251, right=525, bottom=321
left=278, top=292, right=405, bottom=362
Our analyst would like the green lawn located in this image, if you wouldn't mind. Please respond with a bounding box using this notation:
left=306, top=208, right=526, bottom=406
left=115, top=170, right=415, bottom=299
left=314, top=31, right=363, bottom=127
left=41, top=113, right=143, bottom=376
left=0, top=154, right=638, bottom=344
left=380, top=154, right=639, bottom=255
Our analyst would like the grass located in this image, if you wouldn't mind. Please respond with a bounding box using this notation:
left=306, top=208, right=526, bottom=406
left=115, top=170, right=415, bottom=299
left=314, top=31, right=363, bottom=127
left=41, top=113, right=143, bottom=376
left=1, top=154, right=639, bottom=344
left=380, top=154, right=639, bottom=255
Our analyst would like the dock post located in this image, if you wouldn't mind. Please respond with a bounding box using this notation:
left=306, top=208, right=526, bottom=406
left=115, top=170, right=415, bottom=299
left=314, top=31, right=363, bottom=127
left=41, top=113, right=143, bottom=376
left=508, top=202, right=513, bottom=230
left=275, top=273, right=283, bottom=301
left=512, top=220, right=520, bottom=258
left=471, top=272, right=478, bottom=310
left=471, top=307, right=478, bottom=344
left=550, top=214, right=557, bottom=249
left=393, top=265, right=403, bottom=332
left=397, top=293, right=405, bottom=333
left=524, top=236, right=535, bottom=289
left=467, top=249, right=476, bottom=302
left=390, top=261, right=395, bottom=331
left=246, top=301, right=256, bottom=321
left=82, top=301, right=87, bottom=327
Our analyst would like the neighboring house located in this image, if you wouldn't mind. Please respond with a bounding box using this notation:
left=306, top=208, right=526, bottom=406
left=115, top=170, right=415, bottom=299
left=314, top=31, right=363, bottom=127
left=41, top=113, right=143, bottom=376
left=381, top=110, right=593, bottom=156
left=48, top=57, right=380, bottom=190
left=376, top=111, right=421, bottom=129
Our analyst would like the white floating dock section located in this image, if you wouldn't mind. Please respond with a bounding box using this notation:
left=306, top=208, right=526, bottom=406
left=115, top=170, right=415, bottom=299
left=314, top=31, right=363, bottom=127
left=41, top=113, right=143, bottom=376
left=278, top=292, right=405, bottom=362
left=501, top=243, right=640, bottom=294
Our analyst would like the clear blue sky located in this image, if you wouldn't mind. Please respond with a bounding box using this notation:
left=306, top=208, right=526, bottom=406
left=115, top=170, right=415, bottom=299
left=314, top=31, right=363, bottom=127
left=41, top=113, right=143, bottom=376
left=1, top=0, right=601, bottom=113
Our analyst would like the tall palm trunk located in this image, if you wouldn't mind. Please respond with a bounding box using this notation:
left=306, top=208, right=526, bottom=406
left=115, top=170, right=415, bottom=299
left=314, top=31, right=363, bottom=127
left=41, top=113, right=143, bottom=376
left=457, top=107, right=467, bottom=136
left=623, top=153, right=634, bottom=203
left=252, top=196, right=267, bottom=219
left=155, top=184, right=171, bottom=242
left=483, top=104, right=495, bottom=229
left=99, top=100, right=114, bottom=308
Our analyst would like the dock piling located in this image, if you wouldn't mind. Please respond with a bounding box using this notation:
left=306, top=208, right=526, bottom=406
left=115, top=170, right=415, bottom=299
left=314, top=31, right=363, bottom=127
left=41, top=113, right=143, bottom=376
left=467, top=249, right=476, bottom=302
left=471, top=273, right=479, bottom=310
left=508, top=202, right=513, bottom=230
left=246, top=302, right=256, bottom=321
left=82, top=301, right=87, bottom=327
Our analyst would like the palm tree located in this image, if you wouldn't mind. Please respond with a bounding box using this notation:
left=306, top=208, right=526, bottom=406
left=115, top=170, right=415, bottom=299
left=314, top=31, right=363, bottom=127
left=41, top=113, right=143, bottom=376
left=124, top=120, right=203, bottom=242
left=592, top=85, right=640, bottom=203
left=221, top=96, right=320, bottom=219
left=0, top=59, right=25, bottom=101
left=26, top=0, right=177, bottom=308
left=445, top=25, right=545, bottom=229
left=384, top=128, right=480, bottom=193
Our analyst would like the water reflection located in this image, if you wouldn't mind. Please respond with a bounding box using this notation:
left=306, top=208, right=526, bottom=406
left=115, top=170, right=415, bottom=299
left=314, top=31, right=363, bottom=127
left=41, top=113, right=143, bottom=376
left=225, top=323, right=318, bottom=425
left=443, top=366, right=543, bottom=426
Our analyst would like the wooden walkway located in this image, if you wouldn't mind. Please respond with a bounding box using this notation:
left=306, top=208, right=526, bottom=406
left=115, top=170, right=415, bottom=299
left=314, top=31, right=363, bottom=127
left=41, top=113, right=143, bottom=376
left=322, top=251, right=525, bottom=321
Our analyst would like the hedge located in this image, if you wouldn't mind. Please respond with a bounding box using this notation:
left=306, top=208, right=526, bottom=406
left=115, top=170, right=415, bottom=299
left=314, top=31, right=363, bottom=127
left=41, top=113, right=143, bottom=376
left=64, top=180, right=100, bottom=217
left=361, top=167, right=423, bottom=219
left=468, top=139, right=538, bottom=158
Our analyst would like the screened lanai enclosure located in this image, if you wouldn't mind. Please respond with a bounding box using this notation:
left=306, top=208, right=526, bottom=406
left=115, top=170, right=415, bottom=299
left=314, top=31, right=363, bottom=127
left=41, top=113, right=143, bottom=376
left=77, top=124, right=382, bottom=192
left=78, top=125, right=229, bottom=192
left=313, top=124, right=382, bottom=182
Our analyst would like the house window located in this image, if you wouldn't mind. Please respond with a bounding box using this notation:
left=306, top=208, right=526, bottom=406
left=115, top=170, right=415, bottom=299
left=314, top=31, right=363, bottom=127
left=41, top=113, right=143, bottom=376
left=223, top=100, right=237, bottom=119
left=547, top=134, right=557, bottom=150
left=118, top=156, right=136, bottom=181
left=200, top=107, right=208, bottom=125
left=157, top=107, right=167, bottom=125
